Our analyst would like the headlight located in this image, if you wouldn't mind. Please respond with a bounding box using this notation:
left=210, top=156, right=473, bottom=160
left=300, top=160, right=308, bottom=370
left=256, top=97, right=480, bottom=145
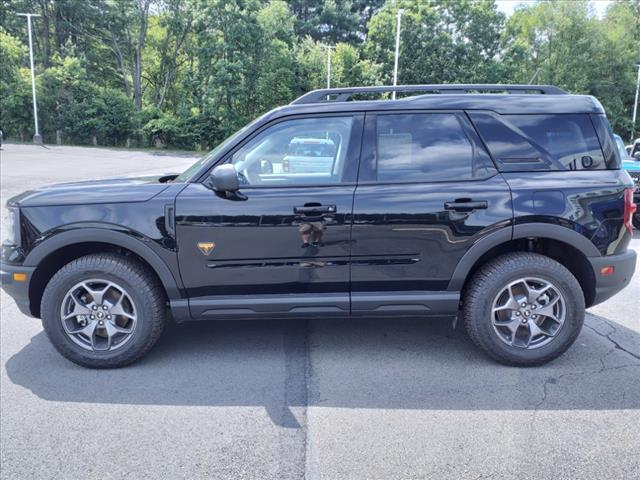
left=1, top=207, right=21, bottom=246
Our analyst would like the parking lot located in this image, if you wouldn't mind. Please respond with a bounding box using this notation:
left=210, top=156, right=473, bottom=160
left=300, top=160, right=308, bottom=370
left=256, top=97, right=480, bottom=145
left=1, top=144, right=639, bottom=480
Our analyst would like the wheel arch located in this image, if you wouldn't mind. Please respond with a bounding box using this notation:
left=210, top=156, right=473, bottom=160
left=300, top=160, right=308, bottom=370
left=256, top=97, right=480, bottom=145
left=449, top=224, right=598, bottom=308
left=25, top=228, right=183, bottom=318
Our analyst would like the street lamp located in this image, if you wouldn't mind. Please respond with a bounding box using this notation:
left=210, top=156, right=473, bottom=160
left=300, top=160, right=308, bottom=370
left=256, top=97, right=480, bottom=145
left=392, top=9, right=404, bottom=100
left=323, top=45, right=335, bottom=89
left=16, top=13, right=42, bottom=145
left=632, top=63, right=640, bottom=142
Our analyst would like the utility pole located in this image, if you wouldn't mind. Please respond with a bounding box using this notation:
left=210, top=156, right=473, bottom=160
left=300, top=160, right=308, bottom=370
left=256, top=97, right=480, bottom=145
left=392, top=9, right=404, bottom=100
left=17, top=13, right=42, bottom=144
left=632, top=64, right=640, bottom=142
left=323, top=45, right=335, bottom=89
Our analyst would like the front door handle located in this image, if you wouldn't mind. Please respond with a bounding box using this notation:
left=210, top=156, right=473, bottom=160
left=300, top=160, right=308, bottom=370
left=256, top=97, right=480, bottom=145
left=294, top=204, right=337, bottom=215
left=444, top=200, right=488, bottom=211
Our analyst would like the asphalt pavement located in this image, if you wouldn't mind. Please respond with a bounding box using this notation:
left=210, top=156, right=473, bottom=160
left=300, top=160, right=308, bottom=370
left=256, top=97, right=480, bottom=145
left=1, top=144, right=639, bottom=480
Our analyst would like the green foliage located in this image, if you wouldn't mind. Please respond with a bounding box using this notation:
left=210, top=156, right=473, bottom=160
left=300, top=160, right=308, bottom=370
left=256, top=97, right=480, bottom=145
left=1, top=0, right=638, bottom=147
left=0, top=28, right=32, bottom=139
left=364, top=0, right=506, bottom=84
left=332, top=43, right=382, bottom=87
left=501, top=0, right=640, bottom=139
left=38, top=55, right=135, bottom=145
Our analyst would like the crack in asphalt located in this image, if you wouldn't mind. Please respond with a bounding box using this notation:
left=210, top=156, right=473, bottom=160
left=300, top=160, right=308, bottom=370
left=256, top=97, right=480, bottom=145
left=530, top=342, right=640, bottom=429
left=584, top=321, right=640, bottom=361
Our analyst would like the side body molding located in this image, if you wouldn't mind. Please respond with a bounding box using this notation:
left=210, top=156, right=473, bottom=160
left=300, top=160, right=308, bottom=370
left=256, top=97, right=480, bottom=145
left=24, top=228, right=185, bottom=302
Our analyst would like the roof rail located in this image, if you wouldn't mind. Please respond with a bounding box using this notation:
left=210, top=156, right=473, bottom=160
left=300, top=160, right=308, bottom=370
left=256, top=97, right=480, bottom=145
left=291, top=84, right=567, bottom=104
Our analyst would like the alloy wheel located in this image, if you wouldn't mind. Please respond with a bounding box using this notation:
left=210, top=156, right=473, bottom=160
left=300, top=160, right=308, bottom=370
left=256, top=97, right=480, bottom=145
left=491, top=277, right=566, bottom=349
left=59, top=279, right=138, bottom=351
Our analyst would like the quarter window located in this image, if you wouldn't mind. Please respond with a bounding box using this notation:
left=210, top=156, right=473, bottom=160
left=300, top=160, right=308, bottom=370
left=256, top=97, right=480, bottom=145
left=469, top=113, right=606, bottom=171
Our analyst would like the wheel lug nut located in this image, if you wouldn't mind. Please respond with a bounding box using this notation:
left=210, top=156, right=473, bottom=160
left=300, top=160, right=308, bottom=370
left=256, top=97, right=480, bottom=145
left=90, top=315, right=95, bottom=320
left=102, top=305, right=108, bottom=310
left=92, top=305, right=97, bottom=310
left=107, top=315, right=112, bottom=319
left=521, top=303, right=526, bottom=307
left=99, top=320, right=104, bottom=325
left=515, top=312, right=521, bottom=316
left=531, top=305, right=536, bottom=309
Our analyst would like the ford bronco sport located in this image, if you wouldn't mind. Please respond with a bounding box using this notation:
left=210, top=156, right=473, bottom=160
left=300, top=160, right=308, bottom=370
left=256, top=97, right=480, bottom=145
left=1, top=84, right=637, bottom=368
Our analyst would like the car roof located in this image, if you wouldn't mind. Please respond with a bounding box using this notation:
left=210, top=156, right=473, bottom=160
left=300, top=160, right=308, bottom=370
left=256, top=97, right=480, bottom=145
left=262, top=93, right=604, bottom=121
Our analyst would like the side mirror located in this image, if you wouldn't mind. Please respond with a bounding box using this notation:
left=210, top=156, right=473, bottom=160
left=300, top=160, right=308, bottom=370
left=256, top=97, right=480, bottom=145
left=634, top=152, right=640, bottom=160
left=209, top=164, right=240, bottom=192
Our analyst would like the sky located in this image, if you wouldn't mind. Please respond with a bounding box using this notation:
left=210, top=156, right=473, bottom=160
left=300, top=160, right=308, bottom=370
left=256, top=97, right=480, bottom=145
left=495, top=0, right=613, bottom=18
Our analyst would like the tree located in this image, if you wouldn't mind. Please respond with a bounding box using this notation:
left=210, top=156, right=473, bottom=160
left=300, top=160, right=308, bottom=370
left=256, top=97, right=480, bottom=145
left=364, top=0, right=506, bottom=85
left=102, top=0, right=153, bottom=111
left=501, top=0, right=640, bottom=138
left=0, top=0, right=637, bottom=147
left=332, top=42, right=382, bottom=87
left=143, top=0, right=194, bottom=110
left=0, top=28, right=33, bottom=140
left=288, top=0, right=384, bottom=44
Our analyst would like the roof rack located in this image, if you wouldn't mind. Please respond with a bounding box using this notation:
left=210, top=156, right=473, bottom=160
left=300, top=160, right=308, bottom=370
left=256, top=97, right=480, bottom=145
left=291, top=84, right=567, bottom=104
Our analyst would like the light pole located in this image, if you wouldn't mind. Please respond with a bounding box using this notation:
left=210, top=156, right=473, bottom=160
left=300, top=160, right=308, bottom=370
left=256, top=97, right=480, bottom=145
left=632, top=63, right=640, bottom=142
left=323, top=45, right=334, bottom=89
left=392, top=9, right=404, bottom=100
left=17, top=13, right=42, bottom=145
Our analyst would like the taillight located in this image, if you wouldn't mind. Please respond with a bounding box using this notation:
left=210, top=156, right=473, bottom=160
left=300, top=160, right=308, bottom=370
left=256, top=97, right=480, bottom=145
left=623, top=188, right=637, bottom=234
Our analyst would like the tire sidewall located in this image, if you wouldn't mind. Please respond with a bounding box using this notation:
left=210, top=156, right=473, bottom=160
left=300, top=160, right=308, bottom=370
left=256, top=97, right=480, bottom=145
left=42, top=263, right=156, bottom=364
left=471, top=259, right=584, bottom=363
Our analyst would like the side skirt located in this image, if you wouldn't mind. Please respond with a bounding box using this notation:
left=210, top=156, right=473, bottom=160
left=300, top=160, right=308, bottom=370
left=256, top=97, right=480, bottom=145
left=172, top=291, right=461, bottom=322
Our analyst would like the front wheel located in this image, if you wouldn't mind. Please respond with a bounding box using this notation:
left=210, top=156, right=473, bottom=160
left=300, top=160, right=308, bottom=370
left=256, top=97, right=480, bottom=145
left=463, top=252, right=585, bottom=366
left=41, top=253, right=166, bottom=368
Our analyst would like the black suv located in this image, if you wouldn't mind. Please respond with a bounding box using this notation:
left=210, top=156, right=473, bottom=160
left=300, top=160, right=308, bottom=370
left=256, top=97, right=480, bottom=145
left=1, top=84, right=637, bottom=368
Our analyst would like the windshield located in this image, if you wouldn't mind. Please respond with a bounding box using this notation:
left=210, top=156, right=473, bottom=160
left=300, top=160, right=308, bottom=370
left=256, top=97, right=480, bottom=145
left=175, top=115, right=265, bottom=182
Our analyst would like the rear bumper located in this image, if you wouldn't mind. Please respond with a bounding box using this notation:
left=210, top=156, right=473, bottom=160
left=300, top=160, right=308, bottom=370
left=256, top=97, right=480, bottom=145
left=0, top=262, right=35, bottom=317
left=588, top=250, right=637, bottom=307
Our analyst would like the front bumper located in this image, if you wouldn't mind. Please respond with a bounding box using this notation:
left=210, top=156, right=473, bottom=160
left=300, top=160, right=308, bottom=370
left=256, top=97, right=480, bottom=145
left=588, top=249, right=637, bottom=306
left=0, top=262, right=36, bottom=317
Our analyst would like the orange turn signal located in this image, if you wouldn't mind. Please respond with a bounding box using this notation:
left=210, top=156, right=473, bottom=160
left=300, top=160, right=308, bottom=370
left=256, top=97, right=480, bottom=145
left=12, top=273, right=27, bottom=282
left=600, top=266, right=615, bottom=276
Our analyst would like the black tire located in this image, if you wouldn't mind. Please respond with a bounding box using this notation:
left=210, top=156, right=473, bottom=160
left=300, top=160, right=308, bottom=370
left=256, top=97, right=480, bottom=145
left=463, top=252, right=585, bottom=366
left=41, top=253, right=166, bottom=368
left=633, top=213, right=640, bottom=230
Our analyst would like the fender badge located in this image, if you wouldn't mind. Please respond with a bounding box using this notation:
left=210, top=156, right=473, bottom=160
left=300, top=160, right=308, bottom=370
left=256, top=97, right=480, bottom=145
left=197, top=242, right=215, bottom=256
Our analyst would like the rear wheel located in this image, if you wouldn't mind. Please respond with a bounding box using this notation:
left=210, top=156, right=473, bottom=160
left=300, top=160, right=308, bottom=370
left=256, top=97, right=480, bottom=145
left=41, top=253, right=166, bottom=368
left=463, top=252, right=584, bottom=366
left=633, top=213, right=640, bottom=230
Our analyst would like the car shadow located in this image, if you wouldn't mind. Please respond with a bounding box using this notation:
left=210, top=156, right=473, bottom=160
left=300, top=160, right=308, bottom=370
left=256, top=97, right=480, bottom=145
left=5, top=314, right=640, bottom=427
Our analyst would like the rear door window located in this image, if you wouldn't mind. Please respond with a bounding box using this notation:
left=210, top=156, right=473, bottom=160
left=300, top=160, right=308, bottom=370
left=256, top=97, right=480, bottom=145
left=469, top=112, right=606, bottom=171
left=363, top=112, right=496, bottom=183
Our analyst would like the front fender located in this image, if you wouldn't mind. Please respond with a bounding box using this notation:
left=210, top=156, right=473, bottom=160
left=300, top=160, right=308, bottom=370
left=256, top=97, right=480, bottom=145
left=24, top=227, right=184, bottom=301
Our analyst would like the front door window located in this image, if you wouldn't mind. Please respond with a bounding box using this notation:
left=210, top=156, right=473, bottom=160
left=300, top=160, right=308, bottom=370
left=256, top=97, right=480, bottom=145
left=230, top=116, right=355, bottom=186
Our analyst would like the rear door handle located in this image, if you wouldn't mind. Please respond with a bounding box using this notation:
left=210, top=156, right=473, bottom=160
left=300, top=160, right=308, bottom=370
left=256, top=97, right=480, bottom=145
left=294, top=205, right=337, bottom=215
left=444, top=200, right=488, bottom=211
